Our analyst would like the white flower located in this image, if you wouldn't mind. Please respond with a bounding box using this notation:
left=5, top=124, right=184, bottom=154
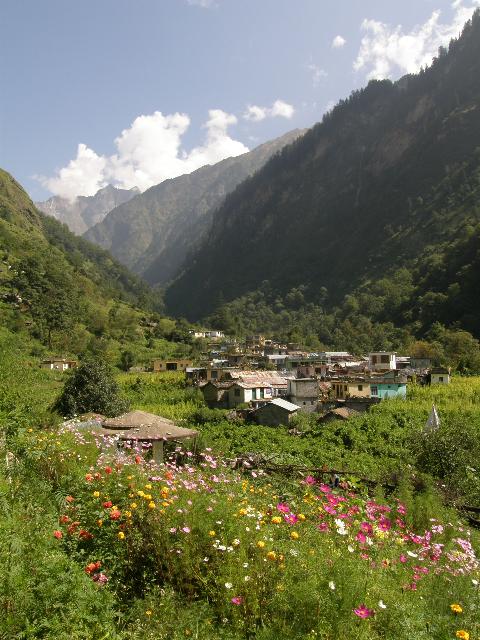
left=232, top=539, right=240, bottom=546
left=243, top=562, right=249, bottom=568
left=407, top=551, right=418, bottom=558
left=347, top=545, right=354, bottom=553
left=472, top=579, right=479, bottom=586
left=203, top=557, right=209, bottom=562
left=378, top=600, right=387, bottom=609
left=328, top=581, right=335, bottom=590
left=225, top=582, right=233, bottom=589
left=244, top=575, right=251, bottom=582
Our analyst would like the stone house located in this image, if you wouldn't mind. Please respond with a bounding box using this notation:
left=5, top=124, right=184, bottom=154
left=152, top=359, right=193, bottom=372
left=288, top=378, right=319, bottom=412
left=255, top=398, right=299, bottom=426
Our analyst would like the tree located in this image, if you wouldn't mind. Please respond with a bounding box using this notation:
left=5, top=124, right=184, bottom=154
left=53, top=359, right=129, bottom=418
left=120, top=349, right=135, bottom=372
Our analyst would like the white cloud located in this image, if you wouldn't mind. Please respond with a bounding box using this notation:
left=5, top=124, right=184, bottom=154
left=40, top=109, right=249, bottom=200
left=307, top=63, right=328, bottom=87
left=354, top=1, right=480, bottom=80
left=187, top=0, right=217, bottom=7
left=243, top=99, right=295, bottom=122
left=332, top=35, right=346, bottom=48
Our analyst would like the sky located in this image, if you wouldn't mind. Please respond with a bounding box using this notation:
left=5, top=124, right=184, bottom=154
left=1, top=0, right=479, bottom=202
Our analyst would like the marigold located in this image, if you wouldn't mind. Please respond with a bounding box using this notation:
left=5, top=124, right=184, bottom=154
left=456, top=631, right=470, bottom=640
left=145, top=484, right=152, bottom=490
left=145, top=610, right=153, bottom=617
left=266, top=550, right=277, bottom=561
left=130, top=502, right=138, bottom=509
left=271, top=516, right=282, bottom=524
left=148, top=501, right=156, bottom=510
left=451, top=604, right=463, bottom=614
left=256, top=540, right=265, bottom=548
left=93, top=491, right=100, bottom=498
left=290, top=531, right=299, bottom=540
left=97, top=519, right=103, bottom=527
left=118, top=532, right=125, bottom=540
left=53, top=530, right=63, bottom=539
left=208, top=530, right=216, bottom=536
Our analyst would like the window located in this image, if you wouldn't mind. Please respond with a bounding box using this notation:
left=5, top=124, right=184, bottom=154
left=381, top=355, right=389, bottom=364
left=371, top=386, right=378, bottom=396
left=211, top=370, right=218, bottom=379
left=439, top=376, right=444, bottom=382
left=166, top=362, right=177, bottom=371
left=358, top=385, right=363, bottom=391
left=260, top=388, right=264, bottom=398
left=234, top=388, right=240, bottom=397
left=372, top=355, right=377, bottom=364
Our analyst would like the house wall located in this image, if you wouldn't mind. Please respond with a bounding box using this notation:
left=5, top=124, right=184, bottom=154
left=289, top=396, right=317, bottom=413
left=288, top=379, right=318, bottom=398
left=346, top=382, right=370, bottom=398
left=153, top=360, right=193, bottom=372
left=431, top=373, right=450, bottom=385
left=370, top=383, right=407, bottom=399
left=369, top=353, right=396, bottom=371
left=256, top=404, right=294, bottom=426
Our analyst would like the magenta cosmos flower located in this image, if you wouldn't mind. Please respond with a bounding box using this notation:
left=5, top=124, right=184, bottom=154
left=276, top=502, right=290, bottom=514
left=231, top=596, right=244, bottom=605
left=353, top=604, right=375, bottom=618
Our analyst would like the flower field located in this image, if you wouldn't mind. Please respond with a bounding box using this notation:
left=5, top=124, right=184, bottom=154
left=4, top=421, right=479, bottom=639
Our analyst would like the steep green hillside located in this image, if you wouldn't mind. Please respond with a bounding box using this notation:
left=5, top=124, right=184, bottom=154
left=0, top=169, right=167, bottom=359
left=84, top=129, right=304, bottom=286
left=166, top=11, right=480, bottom=336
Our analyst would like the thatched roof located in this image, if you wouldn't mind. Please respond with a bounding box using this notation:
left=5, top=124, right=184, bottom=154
left=101, top=410, right=198, bottom=441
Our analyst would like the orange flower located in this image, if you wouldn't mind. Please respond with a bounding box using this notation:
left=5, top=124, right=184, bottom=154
left=65, top=495, right=74, bottom=503
left=53, top=530, right=63, bottom=539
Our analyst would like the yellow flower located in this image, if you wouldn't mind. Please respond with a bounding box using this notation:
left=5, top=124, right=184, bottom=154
left=130, top=502, right=138, bottom=509
left=208, top=530, right=216, bottom=536
left=456, top=631, right=469, bottom=640
left=127, top=475, right=133, bottom=480
left=239, top=508, right=247, bottom=516
left=145, top=610, right=153, bottom=617
left=144, top=494, right=152, bottom=501
left=148, top=501, right=156, bottom=510
left=256, top=540, right=265, bottom=549
left=93, top=491, right=100, bottom=498
left=97, top=519, right=103, bottom=527
left=271, top=516, right=282, bottom=524
left=137, top=490, right=145, bottom=497
left=451, top=604, right=463, bottom=614
left=266, top=550, right=277, bottom=561
left=298, top=513, right=306, bottom=521
left=290, top=531, right=299, bottom=540
left=145, top=483, right=152, bottom=490
left=118, top=531, right=125, bottom=540
left=124, top=510, right=132, bottom=518
left=162, top=501, right=170, bottom=507
left=28, top=428, right=33, bottom=433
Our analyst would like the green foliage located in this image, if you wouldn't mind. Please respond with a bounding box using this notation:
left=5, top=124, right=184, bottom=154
left=53, top=359, right=130, bottom=418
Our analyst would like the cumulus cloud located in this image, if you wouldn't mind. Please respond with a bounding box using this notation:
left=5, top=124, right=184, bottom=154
left=332, top=35, right=346, bottom=48
left=354, top=0, right=480, bottom=80
left=39, top=109, right=249, bottom=200
left=243, top=99, right=295, bottom=122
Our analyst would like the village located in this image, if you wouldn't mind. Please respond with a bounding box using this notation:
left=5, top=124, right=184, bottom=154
left=149, top=331, right=451, bottom=427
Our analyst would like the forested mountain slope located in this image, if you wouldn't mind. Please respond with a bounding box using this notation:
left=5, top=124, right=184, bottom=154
left=0, top=169, right=159, bottom=351
left=84, top=129, right=304, bottom=285
left=166, top=11, right=480, bottom=331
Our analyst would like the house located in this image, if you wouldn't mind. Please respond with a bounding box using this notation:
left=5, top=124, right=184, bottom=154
left=410, top=357, right=432, bottom=371
left=331, top=379, right=371, bottom=400
left=41, top=358, right=78, bottom=371
left=152, top=359, right=193, bottom=372
left=200, top=381, right=233, bottom=407
left=430, top=367, right=451, bottom=385
left=370, top=377, right=407, bottom=399
left=224, top=370, right=289, bottom=396
left=260, top=354, right=288, bottom=370
left=288, top=378, right=319, bottom=413
left=226, top=382, right=273, bottom=408
left=318, top=407, right=360, bottom=424
left=255, top=398, right=299, bottom=426
left=368, top=352, right=397, bottom=372
left=204, top=330, right=225, bottom=339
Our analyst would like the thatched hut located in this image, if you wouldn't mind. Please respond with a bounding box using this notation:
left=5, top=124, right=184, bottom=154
left=101, top=410, right=198, bottom=464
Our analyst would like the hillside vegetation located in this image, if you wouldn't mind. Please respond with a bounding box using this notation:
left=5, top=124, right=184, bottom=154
left=166, top=11, right=480, bottom=349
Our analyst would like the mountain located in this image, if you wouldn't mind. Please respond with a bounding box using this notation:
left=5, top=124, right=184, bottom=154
left=165, top=10, right=480, bottom=337
left=0, top=169, right=158, bottom=351
left=36, top=185, right=139, bottom=235
left=84, top=129, right=305, bottom=286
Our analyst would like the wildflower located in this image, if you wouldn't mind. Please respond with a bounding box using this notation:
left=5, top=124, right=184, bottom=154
left=456, top=631, right=470, bottom=640
left=53, top=530, right=63, bottom=539
left=304, top=475, right=316, bottom=485
left=59, top=515, right=70, bottom=523
left=105, top=466, right=112, bottom=474
left=290, top=531, right=299, bottom=540
left=93, top=491, right=100, bottom=498
left=271, top=516, right=282, bottom=524
left=298, top=513, right=306, bottom=521
left=378, top=600, right=387, bottom=609
left=134, top=455, right=142, bottom=464
left=328, top=581, right=335, bottom=590
left=130, top=502, right=137, bottom=509
left=256, top=540, right=265, bottom=549
left=276, top=502, right=290, bottom=514
left=103, top=501, right=113, bottom=509
left=148, top=501, right=156, bottom=510
left=244, top=575, right=251, bottom=582
left=451, top=604, right=463, bottom=614
left=231, top=596, right=243, bottom=605
left=145, top=610, right=153, bottom=617
left=93, top=572, right=109, bottom=585
left=79, top=529, right=93, bottom=540
left=208, top=530, right=216, bottom=536
left=232, top=538, right=240, bottom=546
left=97, top=519, right=103, bottom=527
left=225, top=582, right=233, bottom=589
left=65, top=495, right=74, bottom=503
left=182, top=526, right=191, bottom=534
left=353, top=604, right=374, bottom=618
left=118, top=531, right=125, bottom=540
left=266, top=551, right=277, bottom=561
left=145, top=483, right=152, bottom=490
left=110, top=509, right=121, bottom=520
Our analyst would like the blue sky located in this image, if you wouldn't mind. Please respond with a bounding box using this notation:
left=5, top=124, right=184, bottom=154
left=1, top=0, right=478, bottom=201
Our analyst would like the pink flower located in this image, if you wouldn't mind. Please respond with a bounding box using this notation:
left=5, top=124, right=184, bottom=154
left=304, top=475, right=316, bottom=485
left=356, top=531, right=367, bottom=543
left=319, top=484, right=331, bottom=493
left=397, top=503, right=406, bottom=515
left=360, top=522, right=373, bottom=535
left=284, top=514, right=298, bottom=525
left=182, top=526, right=191, bottom=534
left=399, top=554, right=407, bottom=563
left=378, top=516, right=391, bottom=532
left=317, top=522, right=329, bottom=532
left=231, top=596, right=244, bottom=605
left=353, top=604, right=374, bottom=618
left=276, top=502, right=290, bottom=514
left=323, top=504, right=337, bottom=515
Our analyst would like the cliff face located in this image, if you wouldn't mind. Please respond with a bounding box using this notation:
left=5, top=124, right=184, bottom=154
left=84, top=129, right=305, bottom=285
left=165, top=12, right=480, bottom=322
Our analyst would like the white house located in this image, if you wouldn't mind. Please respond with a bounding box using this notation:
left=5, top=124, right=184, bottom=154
left=226, top=382, right=273, bottom=408
left=368, top=352, right=397, bottom=372
left=430, top=367, right=451, bottom=385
